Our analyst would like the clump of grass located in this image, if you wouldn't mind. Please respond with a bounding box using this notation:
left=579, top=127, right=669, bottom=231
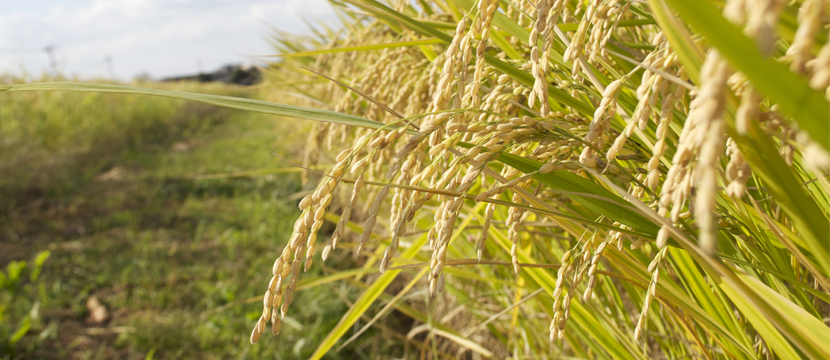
left=0, top=76, right=250, bottom=201
left=0, top=251, right=50, bottom=357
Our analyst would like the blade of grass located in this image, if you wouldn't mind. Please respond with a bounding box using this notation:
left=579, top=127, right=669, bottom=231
left=309, top=233, right=429, bottom=360
left=1, top=82, right=393, bottom=131
left=336, top=267, right=429, bottom=350
left=262, top=38, right=444, bottom=58
left=730, top=120, right=830, bottom=275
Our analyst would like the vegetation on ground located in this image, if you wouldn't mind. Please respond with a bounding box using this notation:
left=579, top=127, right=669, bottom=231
left=0, top=81, right=406, bottom=359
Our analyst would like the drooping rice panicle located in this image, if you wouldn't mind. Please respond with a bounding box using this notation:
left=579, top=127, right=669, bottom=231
left=238, top=0, right=830, bottom=356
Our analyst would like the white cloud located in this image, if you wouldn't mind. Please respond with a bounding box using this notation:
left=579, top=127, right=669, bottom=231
left=0, top=0, right=337, bottom=80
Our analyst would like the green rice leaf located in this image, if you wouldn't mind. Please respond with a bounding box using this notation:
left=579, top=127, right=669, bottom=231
left=2, top=82, right=392, bottom=131
left=497, top=153, right=660, bottom=236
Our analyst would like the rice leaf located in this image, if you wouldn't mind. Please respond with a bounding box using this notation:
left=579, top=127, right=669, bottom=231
left=264, top=38, right=444, bottom=58
left=1, top=82, right=392, bottom=131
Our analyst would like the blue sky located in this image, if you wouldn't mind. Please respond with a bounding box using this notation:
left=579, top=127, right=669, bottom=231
left=0, top=0, right=336, bottom=80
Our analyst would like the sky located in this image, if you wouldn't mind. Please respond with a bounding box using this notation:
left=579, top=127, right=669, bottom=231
left=0, top=0, right=337, bottom=80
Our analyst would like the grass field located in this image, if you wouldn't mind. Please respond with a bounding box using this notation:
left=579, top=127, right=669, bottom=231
left=0, top=82, right=405, bottom=359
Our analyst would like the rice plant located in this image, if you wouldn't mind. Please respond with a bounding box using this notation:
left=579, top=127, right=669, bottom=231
left=2, top=0, right=829, bottom=358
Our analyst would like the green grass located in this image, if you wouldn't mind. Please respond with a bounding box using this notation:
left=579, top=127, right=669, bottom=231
left=0, top=82, right=405, bottom=359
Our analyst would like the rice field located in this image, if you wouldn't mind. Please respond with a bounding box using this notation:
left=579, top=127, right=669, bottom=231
left=3, top=0, right=830, bottom=359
